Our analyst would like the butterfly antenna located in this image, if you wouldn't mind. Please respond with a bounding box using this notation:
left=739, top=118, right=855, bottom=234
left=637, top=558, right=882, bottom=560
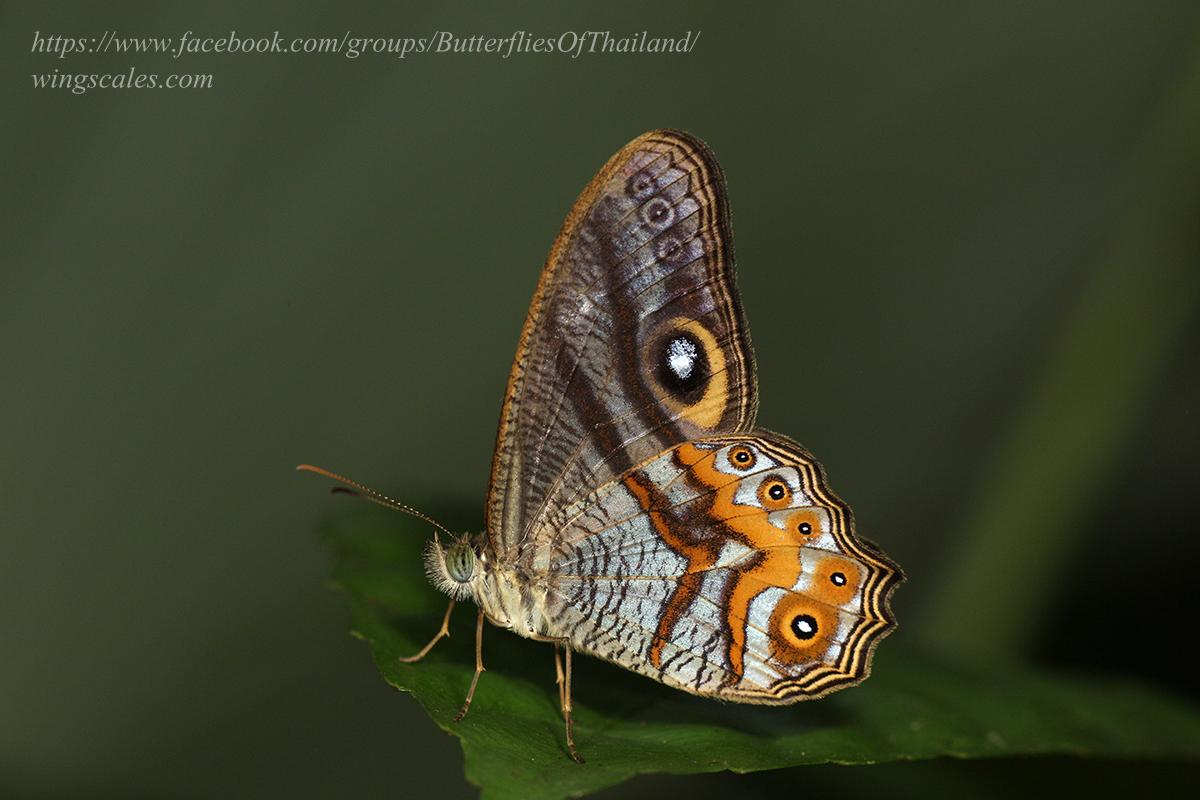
left=295, top=463, right=456, bottom=539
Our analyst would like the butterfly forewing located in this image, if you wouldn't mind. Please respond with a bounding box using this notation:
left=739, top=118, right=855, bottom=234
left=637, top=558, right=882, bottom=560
left=487, top=131, right=757, bottom=554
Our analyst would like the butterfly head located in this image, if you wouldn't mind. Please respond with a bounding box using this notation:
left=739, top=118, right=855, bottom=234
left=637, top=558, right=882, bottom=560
left=424, top=532, right=482, bottom=601
left=293, top=464, right=485, bottom=602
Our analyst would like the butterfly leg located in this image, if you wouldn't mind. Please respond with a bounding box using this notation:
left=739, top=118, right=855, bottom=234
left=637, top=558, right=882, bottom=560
left=453, top=607, right=485, bottom=722
left=553, top=646, right=566, bottom=711
left=397, top=599, right=455, bottom=664
left=529, top=634, right=584, bottom=762
left=561, top=644, right=584, bottom=763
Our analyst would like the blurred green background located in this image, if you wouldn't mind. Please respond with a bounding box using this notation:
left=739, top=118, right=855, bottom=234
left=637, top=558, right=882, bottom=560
left=3, top=1, right=1198, bottom=797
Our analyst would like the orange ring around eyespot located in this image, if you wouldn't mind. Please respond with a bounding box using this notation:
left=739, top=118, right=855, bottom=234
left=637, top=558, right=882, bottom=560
left=807, top=556, right=861, bottom=606
left=646, top=317, right=728, bottom=429
left=727, top=445, right=756, bottom=471
left=757, top=476, right=792, bottom=510
left=768, top=593, right=838, bottom=665
left=787, top=509, right=823, bottom=539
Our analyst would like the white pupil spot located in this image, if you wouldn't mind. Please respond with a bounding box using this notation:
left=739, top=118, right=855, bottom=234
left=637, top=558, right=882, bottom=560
left=666, top=337, right=698, bottom=380
left=796, top=618, right=815, bottom=634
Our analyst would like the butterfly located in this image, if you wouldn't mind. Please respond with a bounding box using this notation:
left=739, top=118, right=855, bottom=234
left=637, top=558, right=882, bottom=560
left=300, top=130, right=901, bottom=762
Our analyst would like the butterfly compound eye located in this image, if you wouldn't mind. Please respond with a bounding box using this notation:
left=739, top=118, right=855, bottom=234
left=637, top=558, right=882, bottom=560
left=443, top=538, right=477, bottom=583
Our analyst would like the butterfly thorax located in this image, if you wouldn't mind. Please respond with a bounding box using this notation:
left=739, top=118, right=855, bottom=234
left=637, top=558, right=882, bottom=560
left=425, top=532, right=552, bottom=638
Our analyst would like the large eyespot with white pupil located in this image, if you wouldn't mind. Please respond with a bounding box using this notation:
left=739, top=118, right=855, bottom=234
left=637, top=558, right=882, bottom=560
left=769, top=594, right=836, bottom=664
left=641, top=316, right=728, bottom=429
left=640, top=197, right=675, bottom=230
left=656, top=331, right=709, bottom=401
left=791, top=614, right=818, bottom=640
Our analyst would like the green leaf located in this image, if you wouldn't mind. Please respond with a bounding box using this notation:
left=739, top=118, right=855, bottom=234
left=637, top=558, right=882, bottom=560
left=325, top=507, right=1200, bottom=800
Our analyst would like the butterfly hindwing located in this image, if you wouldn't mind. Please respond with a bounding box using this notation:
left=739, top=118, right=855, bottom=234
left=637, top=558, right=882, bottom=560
left=543, top=433, right=900, bottom=701
left=487, top=131, right=757, bottom=555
